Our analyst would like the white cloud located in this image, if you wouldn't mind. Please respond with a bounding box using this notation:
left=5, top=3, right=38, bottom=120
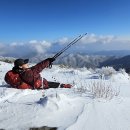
left=0, top=34, right=130, bottom=58
left=57, top=37, right=69, bottom=45
left=29, top=40, right=51, bottom=54
left=29, top=40, right=38, bottom=44
left=80, top=34, right=116, bottom=44
left=77, top=34, right=130, bottom=51
left=0, top=40, right=51, bottom=58
left=81, top=33, right=98, bottom=44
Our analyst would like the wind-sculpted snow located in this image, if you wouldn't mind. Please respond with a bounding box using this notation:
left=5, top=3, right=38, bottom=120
left=0, top=61, right=130, bottom=130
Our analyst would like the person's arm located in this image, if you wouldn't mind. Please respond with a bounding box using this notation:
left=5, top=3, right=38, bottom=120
left=31, top=58, right=55, bottom=74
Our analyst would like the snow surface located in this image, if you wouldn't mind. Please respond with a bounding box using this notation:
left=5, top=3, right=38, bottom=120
left=0, top=61, right=130, bottom=130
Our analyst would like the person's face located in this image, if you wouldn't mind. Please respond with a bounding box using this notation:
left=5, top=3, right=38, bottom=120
left=20, top=63, right=29, bottom=69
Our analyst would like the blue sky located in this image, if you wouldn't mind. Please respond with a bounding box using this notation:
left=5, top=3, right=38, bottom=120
left=0, top=0, right=130, bottom=43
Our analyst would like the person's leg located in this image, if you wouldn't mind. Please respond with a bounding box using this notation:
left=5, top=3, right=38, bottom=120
left=43, top=78, right=72, bottom=89
left=48, top=81, right=60, bottom=88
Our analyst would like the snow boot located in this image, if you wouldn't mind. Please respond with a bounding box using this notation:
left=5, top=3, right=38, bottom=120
left=60, top=84, right=72, bottom=88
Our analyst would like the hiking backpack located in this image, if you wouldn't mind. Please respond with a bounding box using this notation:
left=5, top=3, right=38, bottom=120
left=4, top=70, right=32, bottom=89
left=4, top=70, right=22, bottom=88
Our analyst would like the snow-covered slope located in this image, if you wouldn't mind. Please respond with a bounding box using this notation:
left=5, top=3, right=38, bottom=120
left=0, top=61, right=130, bottom=130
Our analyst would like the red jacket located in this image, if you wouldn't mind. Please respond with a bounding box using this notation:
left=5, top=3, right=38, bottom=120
left=5, top=59, right=50, bottom=89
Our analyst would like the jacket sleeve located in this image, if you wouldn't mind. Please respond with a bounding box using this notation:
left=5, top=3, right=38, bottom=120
left=31, top=59, right=50, bottom=75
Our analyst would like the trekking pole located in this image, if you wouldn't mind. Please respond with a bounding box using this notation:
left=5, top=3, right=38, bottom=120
left=49, top=33, right=87, bottom=68
left=53, top=34, right=81, bottom=59
left=53, top=33, right=87, bottom=59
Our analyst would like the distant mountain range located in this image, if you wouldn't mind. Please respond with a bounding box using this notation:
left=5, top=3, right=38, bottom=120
left=100, top=55, right=130, bottom=72
left=1, top=51, right=130, bottom=72
left=48, top=50, right=130, bottom=57
left=1, top=54, right=112, bottom=68
left=30, top=53, right=130, bottom=72
left=92, top=50, right=130, bottom=56
left=53, top=54, right=111, bottom=68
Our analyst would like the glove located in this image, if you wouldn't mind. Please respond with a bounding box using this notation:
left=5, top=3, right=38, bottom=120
left=46, top=57, right=55, bottom=63
left=45, top=57, right=55, bottom=68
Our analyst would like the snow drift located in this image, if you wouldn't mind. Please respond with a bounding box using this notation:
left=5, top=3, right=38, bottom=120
left=0, top=61, right=130, bottom=130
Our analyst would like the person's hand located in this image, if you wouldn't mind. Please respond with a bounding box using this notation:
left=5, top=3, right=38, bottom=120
left=46, top=57, right=55, bottom=63
left=45, top=57, right=55, bottom=68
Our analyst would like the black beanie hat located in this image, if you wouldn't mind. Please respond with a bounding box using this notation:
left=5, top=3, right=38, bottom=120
left=14, top=59, right=29, bottom=67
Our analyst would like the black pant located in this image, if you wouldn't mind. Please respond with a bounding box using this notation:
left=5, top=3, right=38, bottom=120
left=47, top=81, right=60, bottom=88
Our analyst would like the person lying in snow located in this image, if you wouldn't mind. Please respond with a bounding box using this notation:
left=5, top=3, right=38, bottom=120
left=4, top=58, right=72, bottom=89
